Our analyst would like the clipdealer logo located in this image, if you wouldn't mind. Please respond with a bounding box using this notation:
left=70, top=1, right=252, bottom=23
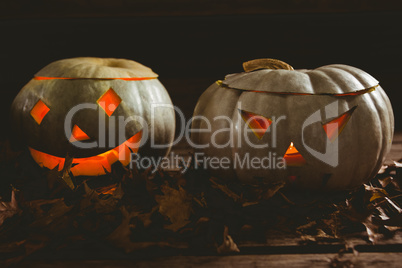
left=64, top=101, right=342, bottom=172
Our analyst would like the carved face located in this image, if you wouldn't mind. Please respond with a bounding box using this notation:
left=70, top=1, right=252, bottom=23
left=192, top=59, right=394, bottom=191
left=11, top=58, right=175, bottom=176
left=238, top=104, right=358, bottom=166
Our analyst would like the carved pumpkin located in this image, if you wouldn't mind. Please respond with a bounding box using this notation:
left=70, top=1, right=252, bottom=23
left=11, top=57, right=175, bottom=176
left=191, top=59, right=394, bottom=191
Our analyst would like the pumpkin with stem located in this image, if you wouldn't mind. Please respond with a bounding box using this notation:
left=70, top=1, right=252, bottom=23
left=191, top=59, right=394, bottom=191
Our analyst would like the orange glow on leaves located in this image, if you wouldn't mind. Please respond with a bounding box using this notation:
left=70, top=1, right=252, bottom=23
left=283, top=142, right=306, bottom=166
left=29, top=130, right=142, bottom=177
left=322, top=106, right=357, bottom=141
left=250, top=91, right=310, bottom=95
left=69, top=125, right=90, bottom=142
left=95, top=184, right=118, bottom=195
left=30, top=99, right=50, bottom=125
left=239, top=109, right=272, bottom=139
left=97, top=88, right=122, bottom=117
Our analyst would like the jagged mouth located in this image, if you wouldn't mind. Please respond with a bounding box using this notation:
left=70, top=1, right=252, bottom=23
left=29, top=131, right=142, bottom=176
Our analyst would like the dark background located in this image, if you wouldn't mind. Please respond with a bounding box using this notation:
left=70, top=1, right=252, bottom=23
left=1, top=0, right=401, bottom=139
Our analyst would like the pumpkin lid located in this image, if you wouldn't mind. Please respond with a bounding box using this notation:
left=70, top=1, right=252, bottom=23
left=222, top=59, right=379, bottom=95
left=35, top=57, right=158, bottom=79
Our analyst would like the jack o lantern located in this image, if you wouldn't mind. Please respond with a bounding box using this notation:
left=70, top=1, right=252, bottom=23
left=11, top=57, right=175, bottom=176
left=191, top=59, right=394, bottom=191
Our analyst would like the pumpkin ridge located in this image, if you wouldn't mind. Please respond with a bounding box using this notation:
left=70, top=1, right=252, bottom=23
left=314, top=66, right=368, bottom=94
left=377, top=87, right=395, bottom=135
left=344, top=93, right=380, bottom=189
left=324, top=64, right=379, bottom=88
left=306, top=69, right=343, bottom=95
left=365, top=90, right=393, bottom=181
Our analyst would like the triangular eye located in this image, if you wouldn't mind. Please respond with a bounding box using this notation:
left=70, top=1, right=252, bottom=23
left=69, top=125, right=90, bottom=142
left=322, top=106, right=357, bottom=141
left=239, top=109, right=272, bottom=139
left=283, top=142, right=306, bottom=166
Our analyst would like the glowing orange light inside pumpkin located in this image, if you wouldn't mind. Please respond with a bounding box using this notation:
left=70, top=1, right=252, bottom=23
left=97, top=88, right=122, bottom=117
left=322, top=106, right=357, bottom=141
left=34, top=76, right=156, bottom=81
left=239, top=109, right=272, bottom=139
left=283, top=142, right=306, bottom=166
left=29, top=130, right=142, bottom=176
left=248, top=86, right=376, bottom=96
left=30, top=99, right=50, bottom=125
left=69, top=125, right=90, bottom=142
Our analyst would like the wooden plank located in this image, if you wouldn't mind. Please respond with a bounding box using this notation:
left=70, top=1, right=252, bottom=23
left=7, top=230, right=401, bottom=261
left=16, top=252, right=402, bottom=268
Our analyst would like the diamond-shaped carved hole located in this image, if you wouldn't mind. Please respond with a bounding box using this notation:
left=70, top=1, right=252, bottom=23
left=322, top=106, right=357, bottom=142
left=239, top=109, right=272, bottom=139
left=97, top=88, right=122, bottom=117
left=30, top=99, right=50, bottom=125
left=69, top=125, right=90, bottom=142
left=283, top=142, right=306, bottom=166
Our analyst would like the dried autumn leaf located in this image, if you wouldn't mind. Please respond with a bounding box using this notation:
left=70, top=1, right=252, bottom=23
left=300, top=229, right=340, bottom=244
left=112, top=183, right=124, bottom=199
left=46, top=166, right=61, bottom=190
left=393, top=161, right=402, bottom=169
left=106, top=206, right=139, bottom=253
left=106, top=206, right=174, bottom=253
left=378, top=165, right=388, bottom=174
left=95, top=183, right=118, bottom=196
left=80, top=183, right=119, bottom=214
left=384, top=196, right=402, bottom=213
left=372, top=196, right=402, bottom=227
left=28, top=198, right=72, bottom=228
left=155, top=184, right=192, bottom=231
left=366, top=185, right=388, bottom=203
left=262, top=181, right=286, bottom=200
left=296, top=220, right=317, bottom=231
left=1, top=234, right=50, bottom=267
left=0, top=191, right=19, bottom=226
left=377, top=176, right=394, bottom=188
left=209, top=178, right=241, bottom=202
left=61, top=154, right=75, bottom=190
left=217, top=226, right=240, bottom=254
left=26, top=198, right=64, bottom=218
left=363, top=218, right=380, bottom=244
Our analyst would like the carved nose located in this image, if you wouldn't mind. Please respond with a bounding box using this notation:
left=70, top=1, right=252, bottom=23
left=283, top=142, right=306, bottom=166
left=69, top=125, right=90, bottom=143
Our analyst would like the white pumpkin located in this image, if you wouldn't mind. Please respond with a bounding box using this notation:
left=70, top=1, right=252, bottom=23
left=191, top=59, right=394, bottom=191
left=11, top=57, right=175, bottom=176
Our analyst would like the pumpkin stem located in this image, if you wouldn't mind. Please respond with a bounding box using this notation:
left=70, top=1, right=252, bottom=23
left=243, top=58, right=294, bottom=72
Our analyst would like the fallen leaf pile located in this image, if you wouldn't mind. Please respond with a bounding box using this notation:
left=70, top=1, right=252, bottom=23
left=0, top=142, right=401, bottom=266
